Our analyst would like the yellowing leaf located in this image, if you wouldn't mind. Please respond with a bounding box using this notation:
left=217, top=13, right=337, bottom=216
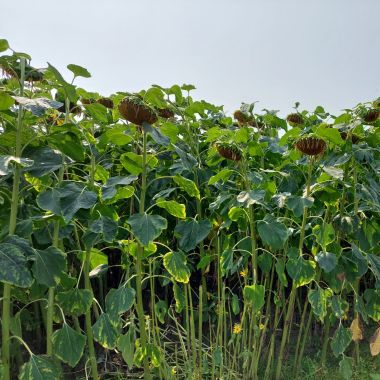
left=370, top=327, right=380, bottom=356
left=350, top=317, right=363, bottom=342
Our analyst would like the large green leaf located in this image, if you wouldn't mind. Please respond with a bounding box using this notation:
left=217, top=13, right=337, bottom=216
left=120, top=152, right=157, bottom=175
left=156, top=199, right=186, bottom=219
left=308, top=286, right=331, bottom=321
left=0, top=91, right=15, bottom=110
left=174, top=219, right=211, bottom=252
left=37, top=182, right=97, bottom=223
left=52, top=323, right=86, bottom=367
left=12, top=96, right=63, bottom=116
left=173, top=175, right=200, bottom=199
left=313, top=223, right=335, bottom=250
left=208, top=169, right=233, bottom=185
left=257, top=215, right=289, bottom=250
left=26, top=148, right=63, bottom=177
left=56, top=288, right=93, bottom=316
left=243, top=284, right=265, bottom=313
left=84, top=103, right=108, bottom=123
left=286, top=196, right=314, bottom=217
left=92, top=313, right=120, bottom=349
left=127, top=213, right=167, bottom=246
left=88, top=216, right=118, bottom=243
left=286, top=256, right=316, bottom=287
left=67, top=63, right=91, bottom=78
left=0, top=155, right=33, bottom=176
left=315, top=251, right=338, bottom=273
left=331, top=324, right=352, bottom=357
left=237, top=189, right=266, bottom=207
left=0, top=39, right=9, bottom=52
left=106, top=287, right=136, bottom=322
left=48, top=132, right=85, bottom=162
left=19, top=355, right=62, bottom=380
left=0, top=243, right=33, bottom=288
left=173, top=282, right=185, bottom=312
left=32, top=246, right=67, bottom=287
left=117, top=327, right=135, bottom=368
left=339, top=356, right=353, bottom=380
left=163, top=251, right=190, bottom=283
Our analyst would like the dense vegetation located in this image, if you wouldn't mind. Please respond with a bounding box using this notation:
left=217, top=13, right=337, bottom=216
left=0, top=39, right=380, bottom=380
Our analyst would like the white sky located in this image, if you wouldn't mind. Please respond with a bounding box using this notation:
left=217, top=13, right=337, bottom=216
left=2, top=0, right=380, bottom=116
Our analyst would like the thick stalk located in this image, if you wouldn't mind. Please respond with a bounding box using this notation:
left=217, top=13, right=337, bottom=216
left=275, top=157, right=313, bottom=380
left=1, top=58, right=25, bottom=380
left=46, top=166, right=64, bottom=355
left=135, top=130, right=150, bottom=379
left=83, top=151, right=99, bottom=380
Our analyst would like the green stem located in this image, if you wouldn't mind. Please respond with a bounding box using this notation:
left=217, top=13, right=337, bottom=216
left=135, top=130, right=150, bottom=379
left=275, top=157, right=313, bottom=380
left=1, top=58, right=25, bottom=380
left=321, top=315, right=331, bottom=368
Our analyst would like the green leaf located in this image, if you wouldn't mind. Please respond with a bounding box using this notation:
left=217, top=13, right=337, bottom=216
left=52, top=323, right=86, bottom=367
left=364, top=289, right=380, bottom=322
left=208, top=169, right=233, bottom=185
left=48, top=132, right=85, bottom=162
left=105, top=287, right=136, bottom=322
left=286, top=196, right=314, bottom=217
left=322, top=166, right=344, bottom=180
left=84, top=103, right=108, bottom=123
left=155, top=300, right=168, bottom=323
left=37, top=182, right=97, bottom=223
left=315, top=124, right=344, bottom=145
left=173, top=145, right=198, bottom=170
left=0, top=155, right=34, bottom=176
left=156, top=199, right=186, bottom=219
left=56, top=288, right=93, bottom=316
left=174, top=219, right=211, bottom=252
left=331, top=296, right=349, bottom=318
left=339, top=356, right=353, bottom=380
left=89, top=216, right=118, bottom=243
left=313, top=223, right=335, bottom=250
left=19, top=355, right=62, bottom=380
left=26, top=148, right=62, bottom=177
left=173, top=282, right=185, bottom=313
left=286, top=257, right=316, bottom=287
left=308, top=286, right=331, bottom=321
left=237, top=189, right=266, bottom=207
left=32, top=246, right=67, bottom=287
left=92, top=313, right=119, bottom=349
left=232, top=293, right=240, bottom=315
left=127, top=213, right=167, bottom=246
left=331, top=324, right=352, bottom=357
left=173, top=175, right=200, bottom=199
left=47, top=63, right=77, bottom=102
left=315, top=251, right=337, bottom=273
left=0, top=39, right=9, bottom=52
left=118, top=327, right=135, bottom=368
left=67, top=64, right=91, bottom=78
left=0, top=91, right=15, bottom=110
left=275, top=259, right=288, bottom=287
left=0, top=243, right=33, bottom=288
left=120, top=152, right=158, bottom=175
left=163, top=251, right=190, bottom=283
left=257, top=215, right=289, bottom=250
left=12, top=96, right=63, bottom=116
left=99, top=125, right=133, bottom=147
left=243, top=284, right=265, bottom=313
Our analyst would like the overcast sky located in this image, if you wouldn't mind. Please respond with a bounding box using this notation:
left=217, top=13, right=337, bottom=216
left=2, top=0, right=379, bottom=116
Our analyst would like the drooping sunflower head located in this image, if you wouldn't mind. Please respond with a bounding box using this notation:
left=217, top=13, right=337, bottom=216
left=118, top=95, right=158, bottom=125
left=216, top=142, right=243, bottom=161
left=362, top=108, right=380, bottom=123
left=286, top=113, right=304, bottom=126
left=295, top=136, right=327, bottom=156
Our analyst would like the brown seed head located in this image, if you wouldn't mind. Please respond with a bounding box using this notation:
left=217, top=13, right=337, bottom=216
left=286, top=113, right=304, bottom=125
left=157, top=108, right=175, bottom=119
left=97, top=97, right=114, bottom=109
left=363, top=108, right=380, bottom=123
left=295, top=137, right=327, bottom=156
left=216, top=144, right=242, bottom=161
left=234, top=110, right=250, bottom=124
left=118, top=96, right=158, bottom=125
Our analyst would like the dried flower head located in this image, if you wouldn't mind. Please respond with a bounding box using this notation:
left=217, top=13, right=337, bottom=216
left=362, top=108, right=380, bottom=123
left=216, top=143, right=242, bottom=161
left=286, top=113, right=304, bottom=125
left=234, top=110, right=251, bottom=125
left=295, top=137, right=327, bottom=156
left=97, top=97, right=114, bottom=109
left=118, top=96, right=158, bottom=125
